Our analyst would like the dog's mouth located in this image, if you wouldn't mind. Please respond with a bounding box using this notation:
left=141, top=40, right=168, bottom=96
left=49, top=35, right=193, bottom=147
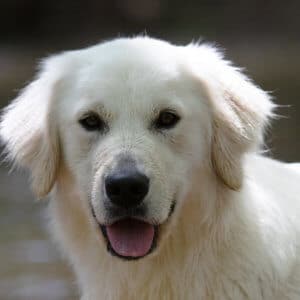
left=101, top=219, right=158, bottom=260
left=89, top=198, right=177, bottom=260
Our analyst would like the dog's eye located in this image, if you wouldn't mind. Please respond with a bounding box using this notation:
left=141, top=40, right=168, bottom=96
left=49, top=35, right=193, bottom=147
left=79, top=113, right=106, bottom=132
left=154, top=110, right=180, bottom=130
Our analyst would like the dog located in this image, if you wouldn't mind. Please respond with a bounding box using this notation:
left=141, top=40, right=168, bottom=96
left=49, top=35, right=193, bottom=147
left=1, top=37, right=300, bottom=300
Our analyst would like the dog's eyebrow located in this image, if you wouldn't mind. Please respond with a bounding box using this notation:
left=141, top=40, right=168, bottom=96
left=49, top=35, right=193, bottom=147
left=151, top=102, right=185, bottom=117
left=75, top=102, right=112, bottom=119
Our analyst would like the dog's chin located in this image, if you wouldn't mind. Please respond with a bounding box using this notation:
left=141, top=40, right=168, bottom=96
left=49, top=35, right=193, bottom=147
left=100, top=219, right=159, bottom=261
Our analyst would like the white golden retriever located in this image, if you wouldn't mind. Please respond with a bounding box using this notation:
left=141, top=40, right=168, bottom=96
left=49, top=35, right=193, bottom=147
left=1, top=37, right=300, bottom=299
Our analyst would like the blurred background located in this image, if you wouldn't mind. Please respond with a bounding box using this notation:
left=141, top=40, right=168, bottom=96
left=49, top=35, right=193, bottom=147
left=0, top=1, right=299, bottom=299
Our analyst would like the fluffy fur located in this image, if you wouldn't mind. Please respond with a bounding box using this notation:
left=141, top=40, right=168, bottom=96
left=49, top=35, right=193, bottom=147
left=1, top=37, right=300, bottom=300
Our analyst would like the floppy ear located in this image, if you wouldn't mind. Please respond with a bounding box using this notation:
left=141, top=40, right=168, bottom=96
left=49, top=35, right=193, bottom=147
left=0, top=56, right=64, bottom=198
left=184, top=44, right=275, bottom=190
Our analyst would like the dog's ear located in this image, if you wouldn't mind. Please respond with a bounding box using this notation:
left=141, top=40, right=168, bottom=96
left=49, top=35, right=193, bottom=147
left=0, top=55, right=65, bottom=198
left=184, top=44, right=275, bottom=190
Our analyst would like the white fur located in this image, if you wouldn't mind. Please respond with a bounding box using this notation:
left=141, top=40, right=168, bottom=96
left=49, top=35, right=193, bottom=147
left=1, top=37, right=300, bottom=299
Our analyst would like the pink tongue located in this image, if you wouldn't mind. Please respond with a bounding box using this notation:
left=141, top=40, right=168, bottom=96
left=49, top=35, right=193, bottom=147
left=106, top=219, right=155, bottom=258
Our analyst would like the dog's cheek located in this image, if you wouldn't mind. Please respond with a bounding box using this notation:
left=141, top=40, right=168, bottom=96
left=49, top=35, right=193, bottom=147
left=89, top=162, right=112, bottom=224
left=150, top=156, right=186, bottom=221
left=60, top=142, right=95, bottom=213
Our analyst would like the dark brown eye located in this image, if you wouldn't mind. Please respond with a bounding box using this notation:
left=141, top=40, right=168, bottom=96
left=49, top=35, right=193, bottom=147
left=79, top=113, right=106, bottom=132
left=154, top=110, right=180, bottom=130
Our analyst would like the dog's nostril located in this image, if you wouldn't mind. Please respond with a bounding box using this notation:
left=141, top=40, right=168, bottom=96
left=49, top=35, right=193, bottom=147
left=130, top=182, right=147, bottom=196
left=105, top=171, right=149, bottom=208
left=106, top=184, right=121, bottom=197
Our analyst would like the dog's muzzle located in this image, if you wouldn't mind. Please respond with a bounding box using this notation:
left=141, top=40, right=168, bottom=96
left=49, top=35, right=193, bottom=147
left=95, top=157, right=158, bottom=260
left=90, top=156, right=176, bottom=260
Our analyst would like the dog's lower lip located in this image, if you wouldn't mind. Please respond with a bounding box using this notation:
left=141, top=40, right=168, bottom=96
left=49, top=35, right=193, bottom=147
left=100, top=219, right=158, bottom=260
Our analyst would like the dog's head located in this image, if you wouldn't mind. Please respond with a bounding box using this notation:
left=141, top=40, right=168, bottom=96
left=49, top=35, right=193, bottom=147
left=0, top=37, right=274, bottom=260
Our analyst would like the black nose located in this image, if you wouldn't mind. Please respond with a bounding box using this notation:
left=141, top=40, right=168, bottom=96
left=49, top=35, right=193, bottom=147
left=105, top=170, right=149, bottom=208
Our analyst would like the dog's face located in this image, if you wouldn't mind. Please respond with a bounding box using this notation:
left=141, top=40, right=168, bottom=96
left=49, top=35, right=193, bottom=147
left=0, top=37, right=273, bottom=260
left=57, top=41, right=211, bottom=259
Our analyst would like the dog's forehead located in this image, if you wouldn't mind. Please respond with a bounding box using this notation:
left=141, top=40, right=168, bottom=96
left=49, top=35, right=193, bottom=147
left=82, top=45, right=178, bottom=86
left=71, top=41, right=185, bottom=110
